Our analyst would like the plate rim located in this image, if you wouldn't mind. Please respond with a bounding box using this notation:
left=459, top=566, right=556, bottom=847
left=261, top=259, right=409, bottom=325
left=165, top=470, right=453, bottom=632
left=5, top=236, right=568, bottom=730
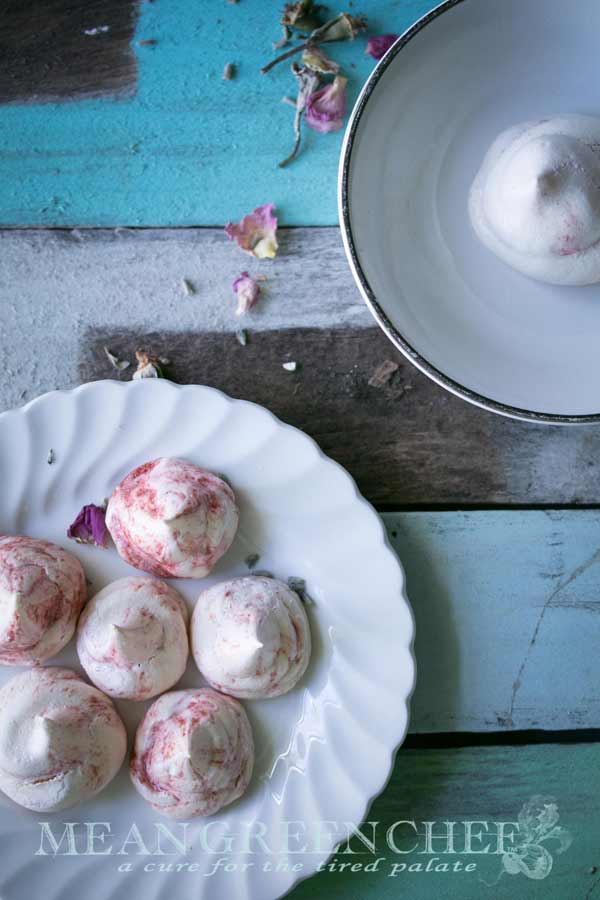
left=0, top=378, right=416, bottom=900
left=338, top=0, right=600, bottom=426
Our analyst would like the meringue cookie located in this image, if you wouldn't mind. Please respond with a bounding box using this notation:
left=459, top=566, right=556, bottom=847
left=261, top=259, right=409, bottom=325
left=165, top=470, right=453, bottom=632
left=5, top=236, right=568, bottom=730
left=0, top=535, right=87, bottom=666
left=0, top=667, right=126, bottom=812
left=77, top=576, right=189, bottom=701
left=130, top=688, right=254, bottom=819
left=469, top=115, right=600, bottom=285
left=106, top=458, right=239, bottom=579
left=191, top=576, right=311, bottom=699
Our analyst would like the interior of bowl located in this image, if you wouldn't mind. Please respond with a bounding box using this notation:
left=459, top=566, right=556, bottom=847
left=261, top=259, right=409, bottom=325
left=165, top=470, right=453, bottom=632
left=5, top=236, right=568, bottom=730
left=342, top=0, right=600, bottom=420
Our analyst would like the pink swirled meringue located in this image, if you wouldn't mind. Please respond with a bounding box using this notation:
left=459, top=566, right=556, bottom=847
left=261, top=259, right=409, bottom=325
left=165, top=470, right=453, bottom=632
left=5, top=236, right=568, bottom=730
left=106, top=458, right=239, bottom=579
left=0, top=667, right=126, bottom=812
left=130, top=688, right=254, bottom=819
left=76, top=576, right=189, bottom=701
left=0, top=535, right=87, bottom=666
left=470, top=115, right=600, bottom=285
left=191, top=576, right=311, bottom=699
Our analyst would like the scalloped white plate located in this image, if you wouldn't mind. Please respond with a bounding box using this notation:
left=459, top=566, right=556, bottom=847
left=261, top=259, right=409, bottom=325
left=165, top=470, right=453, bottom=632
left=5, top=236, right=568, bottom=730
left=0, top=380, right=414, bottom=900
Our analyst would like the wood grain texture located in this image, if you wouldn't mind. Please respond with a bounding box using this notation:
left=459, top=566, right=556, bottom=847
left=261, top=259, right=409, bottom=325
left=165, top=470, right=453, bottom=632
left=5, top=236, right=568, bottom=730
left=0, top=0, right=139, bottom=105
left=290, top=743, right=600, bottom=900
left=80, top=326, right=600, bottom=507
left=0, top=0, right=432, bottom=225
left=385, top=510, right=600, bottom=733
left=4, top=226, right=600, bottom=506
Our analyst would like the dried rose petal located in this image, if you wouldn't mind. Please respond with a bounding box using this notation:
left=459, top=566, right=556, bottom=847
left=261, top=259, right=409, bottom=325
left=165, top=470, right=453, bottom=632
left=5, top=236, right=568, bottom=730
left=366, top=33, right=398, bottom=60
left=305, top=75, right=347, bottom=133
left=67, top=504, right=109, bottom=548
left=232, top=272, right=261, bottom=315
left=225, top=203, right=278, bottom=259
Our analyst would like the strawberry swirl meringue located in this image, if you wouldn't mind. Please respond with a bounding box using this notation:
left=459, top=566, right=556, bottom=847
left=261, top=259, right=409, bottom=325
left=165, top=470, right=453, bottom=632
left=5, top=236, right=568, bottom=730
left=76, top=576, right=189, bottom=701
left=106, top=458, right=239, bottom=579
left=470, top=114, right=600, bottom=285
left=0, top=667, right=126, bottom=812
left=130, top=688, right=254, bottom=819
left=191, top=576, right=311, bottom=699
left=0, top=535, right=87, bottom=666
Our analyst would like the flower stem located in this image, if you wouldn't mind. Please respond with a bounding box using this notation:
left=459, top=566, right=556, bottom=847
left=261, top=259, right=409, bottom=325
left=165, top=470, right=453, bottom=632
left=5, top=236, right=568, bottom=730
left=261, top=41, right=307, bottom=74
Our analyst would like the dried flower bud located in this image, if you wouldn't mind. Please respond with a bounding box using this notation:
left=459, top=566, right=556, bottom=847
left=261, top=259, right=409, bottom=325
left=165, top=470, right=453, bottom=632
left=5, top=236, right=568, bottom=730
left=232, top=272, right=261, bottom=315
left=366, top=33, right=398, bottom=60
left=281, top=0, right=323, bottom=33
left=305, top=75, right=347, bottom=133
left=67, top=504, right=109, bottom=548
left=318, top=12, right=367, bottom=43
left=301, top=46, right=340, bottom=74
left=225, top=203, right=279, bottom=259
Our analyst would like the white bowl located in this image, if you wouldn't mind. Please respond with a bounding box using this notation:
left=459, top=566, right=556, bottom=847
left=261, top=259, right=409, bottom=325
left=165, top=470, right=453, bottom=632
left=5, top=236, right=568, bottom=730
left=339, top=0, right=600, bottom=423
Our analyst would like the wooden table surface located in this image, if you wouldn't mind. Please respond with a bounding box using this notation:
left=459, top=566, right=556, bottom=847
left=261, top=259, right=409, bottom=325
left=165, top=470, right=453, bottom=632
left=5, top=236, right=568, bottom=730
left=1, top=2, right=599, bottom=898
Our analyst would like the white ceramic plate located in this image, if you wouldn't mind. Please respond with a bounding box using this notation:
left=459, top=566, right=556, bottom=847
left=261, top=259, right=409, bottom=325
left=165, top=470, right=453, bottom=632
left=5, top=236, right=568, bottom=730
left=0, top=380, right=414, bottom=900
left=340, top=0, right=600, bottom=422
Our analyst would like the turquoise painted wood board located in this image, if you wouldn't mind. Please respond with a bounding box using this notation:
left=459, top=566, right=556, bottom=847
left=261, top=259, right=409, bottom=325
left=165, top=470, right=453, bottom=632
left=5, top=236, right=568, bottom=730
left=386, top=510, right=600, bottom=733
left=289, top=744, right=600, bottom=900
left=0, top=0, right=434, bottom=227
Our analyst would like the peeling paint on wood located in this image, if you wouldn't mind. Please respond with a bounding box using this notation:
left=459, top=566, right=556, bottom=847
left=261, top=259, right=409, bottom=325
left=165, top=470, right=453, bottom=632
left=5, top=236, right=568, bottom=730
left=290, top=743, right=600, bottom=900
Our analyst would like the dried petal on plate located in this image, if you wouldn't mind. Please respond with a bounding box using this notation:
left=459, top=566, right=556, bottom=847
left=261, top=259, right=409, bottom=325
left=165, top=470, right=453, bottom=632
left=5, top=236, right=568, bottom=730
left=305, top=75, right=347, bottom=133
left=366, top=33, right=398, bottom=60
left=301, top=45, right=340, bottom=74
left=104, top=346, right=131, bottom=371
left=67, top=504, right=109, bottom=548
left=225, top=203, right=278, bottom=259
left=232, top=272, right=261, bottom=315
left=368, top=359, right=399, bottom=388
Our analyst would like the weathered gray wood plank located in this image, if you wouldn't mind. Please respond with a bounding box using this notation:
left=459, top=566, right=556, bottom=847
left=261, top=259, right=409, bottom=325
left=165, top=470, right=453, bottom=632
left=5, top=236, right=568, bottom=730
left=4, top=227, right=600, bottom=506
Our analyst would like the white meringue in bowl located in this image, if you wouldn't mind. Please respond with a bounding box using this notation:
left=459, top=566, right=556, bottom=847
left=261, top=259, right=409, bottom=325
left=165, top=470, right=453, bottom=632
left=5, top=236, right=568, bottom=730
left=0, top=535, right=87, bottom=666
left=106, top=457, right=239, bottom=579
left=191, top=575, right=312, bottom=699
left=0, top=667, right=126, bottom=812
left=469, top=114, right=600, bottom=285
left=77, top=576, right=189, bottom=701
left=130, top=688, right=254, bottom=819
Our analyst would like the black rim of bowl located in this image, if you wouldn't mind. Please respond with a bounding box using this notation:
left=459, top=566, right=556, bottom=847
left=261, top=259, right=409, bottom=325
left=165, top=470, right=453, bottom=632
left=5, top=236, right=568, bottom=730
left=338, top=0, right=600, bottom=425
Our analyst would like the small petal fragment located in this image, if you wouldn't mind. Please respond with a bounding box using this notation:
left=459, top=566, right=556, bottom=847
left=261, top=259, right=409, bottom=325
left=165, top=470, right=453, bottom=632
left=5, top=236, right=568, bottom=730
left=232, top=272, right=261, bottom=315
left=225, top=203, right=278, bottom=259
left=305, top=75, right=347, bottom=133
left=366, top=33, right=398, bottom=60
left=67, top=504, right=109, bottom=548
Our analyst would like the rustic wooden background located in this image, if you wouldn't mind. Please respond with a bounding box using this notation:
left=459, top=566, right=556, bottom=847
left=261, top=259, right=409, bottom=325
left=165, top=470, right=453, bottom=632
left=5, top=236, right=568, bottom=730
left=0, top=2, right=599, bottom=899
